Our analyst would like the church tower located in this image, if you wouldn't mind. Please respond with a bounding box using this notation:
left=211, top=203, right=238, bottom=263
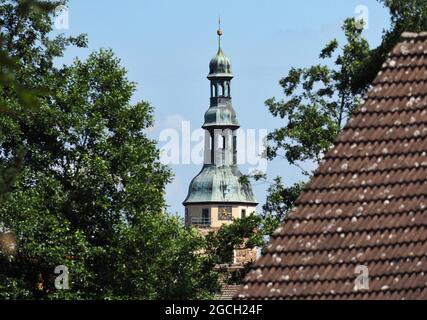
left=183, top=24, right=258, bottom=232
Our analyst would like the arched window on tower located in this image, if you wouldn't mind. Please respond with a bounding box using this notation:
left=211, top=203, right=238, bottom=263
left=211, top=133, right=215, bottom=163
left=217, top=134, right=225, bottom=149
left=220, top=83, right=225, bottom=96
left=227, top=82, right=231, bottom=97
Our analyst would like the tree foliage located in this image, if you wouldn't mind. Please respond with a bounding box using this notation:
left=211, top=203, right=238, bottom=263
left=0, top=0, right=219, bottom=299
left=262, top=18, right=369, bottom=224
left=264, top=0, right=427, bottom=227
left=205, top=215, right=264, bottom=265
left=266, top=18, right=369, bottom=167
left=0, top=0, right=60, bottom=200
left=261, top=177, right=305, bottom=231
left=358, top=0, right=427, bottom=91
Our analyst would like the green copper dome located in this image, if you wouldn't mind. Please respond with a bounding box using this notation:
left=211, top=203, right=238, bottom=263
left=183, top=165, right=257, bottom=205
left=208, top=48, right=233, bottom=79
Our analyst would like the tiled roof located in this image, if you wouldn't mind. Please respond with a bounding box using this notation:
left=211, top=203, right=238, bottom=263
left=235, top=32, right=427, bottom=300
left=215, top=284, right=241, bottom=300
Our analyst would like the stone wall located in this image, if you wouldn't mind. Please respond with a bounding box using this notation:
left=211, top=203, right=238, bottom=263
left=234, top=247, right=258, bottom=265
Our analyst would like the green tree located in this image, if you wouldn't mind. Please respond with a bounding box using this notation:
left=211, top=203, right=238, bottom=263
left=1, top=48, right=219, bottom=300
left=0, top=0, right=58, bottom=200
left=357, top=0, right=427, bottom=91
left=205, top=215, right=264, bottom=265
left=263, top=1, right=427, bottom=227
left=263, top=18, right=369, bottom=224
left=267, top=18, right=369, bottom=166
left=0, top=0, right=219, bottom=299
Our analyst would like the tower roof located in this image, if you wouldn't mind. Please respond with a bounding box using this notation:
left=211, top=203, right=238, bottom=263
left=208, top=24, right=233, bottom=79
left=202, top=103, right=239, bottom=128
left=208, top=48, right=233, bottom=78
left=183, top=165, right=257, bottom=205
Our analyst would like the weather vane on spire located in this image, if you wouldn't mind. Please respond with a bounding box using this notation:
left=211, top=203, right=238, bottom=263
left=217, top=16, right=223, bottom=49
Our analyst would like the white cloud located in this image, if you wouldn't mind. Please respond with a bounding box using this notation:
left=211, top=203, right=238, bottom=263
left=159, top=114, right=187, bottom=131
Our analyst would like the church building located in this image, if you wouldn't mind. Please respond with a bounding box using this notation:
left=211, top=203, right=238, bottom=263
left=183, top=26, right=258, bottom=237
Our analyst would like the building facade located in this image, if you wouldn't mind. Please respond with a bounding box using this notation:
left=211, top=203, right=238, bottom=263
left=183, top=27, right=258, bottom=233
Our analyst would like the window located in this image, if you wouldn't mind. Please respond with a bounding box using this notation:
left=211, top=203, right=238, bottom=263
left=217, top=135, right=225, bottom=149
left=211, top=84, right=214, bottom=97
left=224, top=81, right=229, bottom=96
left=218, top=206, right=233, bottom=221
left=241, top=209, right=246, bottom=219
left=202, top=209, right=210, bottom=225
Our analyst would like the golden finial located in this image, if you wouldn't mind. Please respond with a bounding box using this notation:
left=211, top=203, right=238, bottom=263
left=217, top=16, right=223, bottom=36
left=217, top=16, right=223, bottom=49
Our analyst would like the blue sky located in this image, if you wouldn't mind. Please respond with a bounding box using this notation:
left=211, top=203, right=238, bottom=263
left=59, top=0, right=391, bottom=215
